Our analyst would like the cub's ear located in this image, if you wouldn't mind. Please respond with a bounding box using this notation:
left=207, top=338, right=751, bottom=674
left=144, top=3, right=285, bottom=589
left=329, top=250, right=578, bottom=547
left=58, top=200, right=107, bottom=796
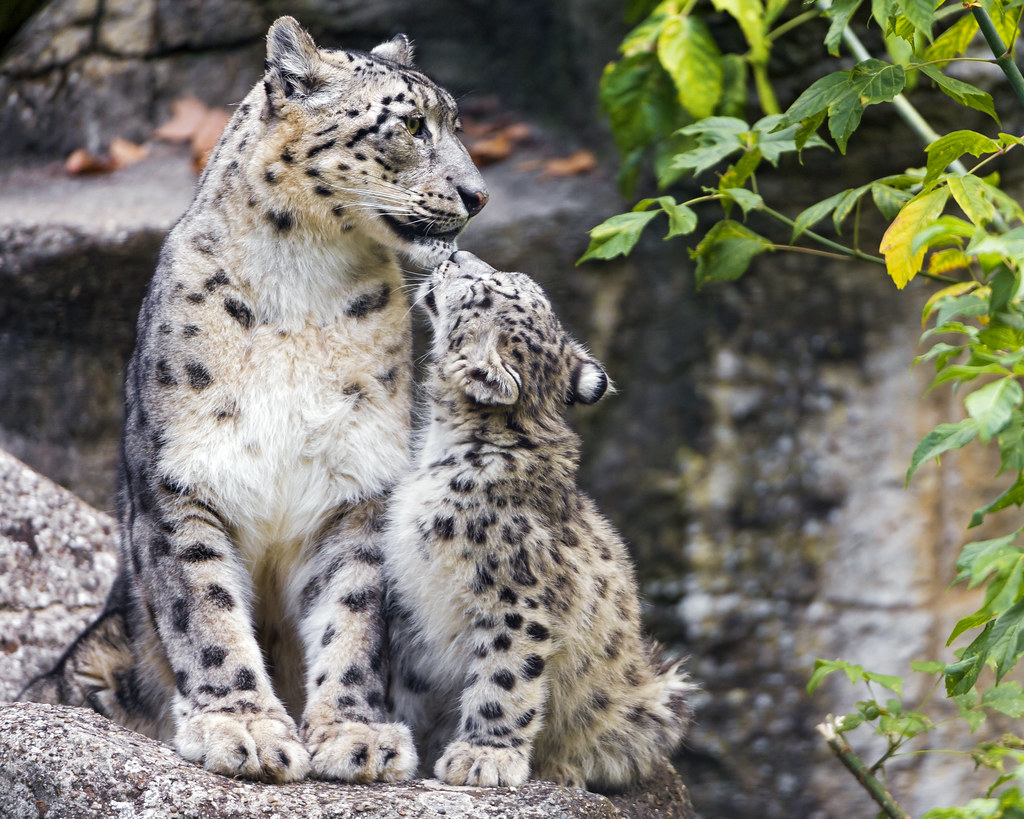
left=567, top=354, right=610, bottom=405
left=266, top=17, right=325, bottom=102
left=371, top=34, right=415, bottom=66
left=461, top=338, right=521, bottom=407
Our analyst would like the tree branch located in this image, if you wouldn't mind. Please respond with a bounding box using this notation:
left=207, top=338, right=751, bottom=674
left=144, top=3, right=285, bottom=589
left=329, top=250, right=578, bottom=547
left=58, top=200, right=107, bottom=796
left=817, top=717, right=911, bottom=819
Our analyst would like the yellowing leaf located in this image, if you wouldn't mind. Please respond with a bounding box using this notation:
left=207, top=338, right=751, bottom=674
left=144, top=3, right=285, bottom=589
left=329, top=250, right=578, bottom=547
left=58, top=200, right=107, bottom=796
left=879, top=188, right=949, bottom=289
left=657, top=17, right=723, bottom=119
left=928, top=247, right=971, bottom=278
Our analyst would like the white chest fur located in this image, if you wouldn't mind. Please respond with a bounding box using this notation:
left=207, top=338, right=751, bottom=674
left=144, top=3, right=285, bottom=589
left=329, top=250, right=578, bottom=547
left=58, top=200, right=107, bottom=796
left=156, top=225, right=412, bottom=557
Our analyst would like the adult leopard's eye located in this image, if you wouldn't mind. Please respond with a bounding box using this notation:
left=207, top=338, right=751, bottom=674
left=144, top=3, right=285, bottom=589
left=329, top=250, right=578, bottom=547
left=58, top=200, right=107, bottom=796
left=404, top=117, right=424, bottom=136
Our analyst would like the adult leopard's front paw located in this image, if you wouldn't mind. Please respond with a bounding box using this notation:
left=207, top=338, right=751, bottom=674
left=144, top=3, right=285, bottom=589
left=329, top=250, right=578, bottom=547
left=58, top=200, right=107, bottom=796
left=435, top=740, right=529, bottom=787
left=176, top=709, right=310, bottom=783
left=303, top=720, right=417, bottom=783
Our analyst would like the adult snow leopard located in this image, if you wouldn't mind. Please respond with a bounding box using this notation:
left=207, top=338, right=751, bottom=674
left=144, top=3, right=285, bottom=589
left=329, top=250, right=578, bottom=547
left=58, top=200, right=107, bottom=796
left=21, top=16, right=487, bottom=785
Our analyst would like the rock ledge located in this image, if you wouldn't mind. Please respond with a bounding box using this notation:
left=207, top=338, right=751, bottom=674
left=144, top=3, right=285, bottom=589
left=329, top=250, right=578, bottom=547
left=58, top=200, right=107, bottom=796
left=0, top=702, right=693, bottom=819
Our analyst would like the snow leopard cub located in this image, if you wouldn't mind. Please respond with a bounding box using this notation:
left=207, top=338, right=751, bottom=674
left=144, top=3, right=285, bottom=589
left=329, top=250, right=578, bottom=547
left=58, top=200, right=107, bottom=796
left=386, top=251, right=694, bottom=789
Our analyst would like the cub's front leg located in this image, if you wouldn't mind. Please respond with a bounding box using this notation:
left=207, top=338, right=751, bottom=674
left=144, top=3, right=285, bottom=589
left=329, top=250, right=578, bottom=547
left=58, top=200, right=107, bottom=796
left=434, top=602, right=556, bottom=788
left=297, top=500, right=417, bottom=783
left=138, top=480, right=309, bottom=782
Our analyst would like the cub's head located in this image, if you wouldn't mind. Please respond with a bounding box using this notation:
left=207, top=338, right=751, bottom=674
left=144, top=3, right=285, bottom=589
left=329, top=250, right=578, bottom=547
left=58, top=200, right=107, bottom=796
left=251, top=17, right=487, bottom=266
left=420, top=251, right=610, bottom=414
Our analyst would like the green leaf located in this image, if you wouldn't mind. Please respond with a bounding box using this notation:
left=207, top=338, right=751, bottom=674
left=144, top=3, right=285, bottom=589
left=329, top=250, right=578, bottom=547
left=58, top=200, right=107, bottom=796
left=910, top=215, right=975, bottom=256
left=989, top=265, right=1021, bottom=315
left=982, top=682, right=1024, bottom=718
left=954, top=531, right=1024, bottom=590
left=965, top=378, right=1024, bottom=443
left=894, top=0, right=935, bottom=39
left=600, top=51, right=688, bottom=194
left=662, top=201, right=699, bottom=238
left=792, top=190, right=850, bottom=242
left=872, top=182, right=913, bottom=220
left=672, top=117, right=749, bottom=176
left=983, top=597, right=1024, bottom=681
left=863, top=670, right=904, bottom=695
left=808, top=658, right=866, bottom=695
left=579, top=210, right=660, bottom=264
left=970, top=227, right=1024, bottom=265
left=924, top=12, right=977, bottom=61
left=925, top=131, right=1001, bottom=184
left=970, top=473, right=1024, bottom=528
left=906, top=418, right=980, bottom=483
left=833, top=185, right=871, bottom=232
left=720, top=187, right=763, bottom=215
left=690, top=220, right=772, bottom=288
left=777, top=71, right=851, bottom=131
left=710, top=0, right=770, bottom=62
left=828, top=61, right=907, bottom=153
left=825, top=0, right=864, bottom=55
left=998, top=411, right=1024, bottom=474
left=717, top=54, right=749, bottom=119
left=657, top=17, right=723, bottom=119
left=879, top=187, right=950, bottom=289
left=948, top=174, right=996, bottom=227
left=718, top=147, right=763, bottom=191
left=911, top=661, right=947, bottom=674
left=914, top=62, right=998, bottom=124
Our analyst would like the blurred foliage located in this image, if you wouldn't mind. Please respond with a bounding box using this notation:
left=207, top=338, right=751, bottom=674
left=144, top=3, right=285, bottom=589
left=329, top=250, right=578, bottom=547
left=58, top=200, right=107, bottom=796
left=586, top=0, right=1024, bottom=813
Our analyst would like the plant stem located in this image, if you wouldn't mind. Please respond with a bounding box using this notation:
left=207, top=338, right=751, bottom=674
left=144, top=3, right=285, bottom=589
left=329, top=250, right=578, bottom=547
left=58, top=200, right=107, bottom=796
left=762, top=205, right=959, bottom=283
left=817, top=718, right=912, bottom=819
left=761, top=205, right=886, bottom=265
left=768, top=9, right=819, bottom=42
left=970, top=6, right=1024, bottom=110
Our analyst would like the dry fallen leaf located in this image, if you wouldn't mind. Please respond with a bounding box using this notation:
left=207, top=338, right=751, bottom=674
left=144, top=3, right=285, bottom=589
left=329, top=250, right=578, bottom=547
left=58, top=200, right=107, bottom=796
left=109, top=137, right=149, bottom=168
left=469, top=133, right=514, bottom=166
left=154, top=96, right=210, bottom=142
left=155, top=95, right=232, bottom=172
left=538, top=149, right=598, bottom=178
left=467, top=122, right=532, bottom=167
left=190, top=109, right=232, bottom=172
left=65, top=148, right=117, bottom=175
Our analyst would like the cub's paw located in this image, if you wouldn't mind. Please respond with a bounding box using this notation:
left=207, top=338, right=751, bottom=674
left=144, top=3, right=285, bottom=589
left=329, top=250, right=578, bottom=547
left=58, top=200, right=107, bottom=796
left=535, top=760, right=587, bottom=789
left=304, top=720, right=417, bottom=783
left=177, top=710, right=310, bottom=783
left=435, top=740, right=529, bottom=787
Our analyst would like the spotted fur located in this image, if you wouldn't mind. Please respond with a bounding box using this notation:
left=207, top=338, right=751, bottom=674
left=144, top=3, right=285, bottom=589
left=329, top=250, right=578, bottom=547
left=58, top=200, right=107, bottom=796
left=20, top=17, right=486, bottom=785
left=385, top=251, right=694, bottom=789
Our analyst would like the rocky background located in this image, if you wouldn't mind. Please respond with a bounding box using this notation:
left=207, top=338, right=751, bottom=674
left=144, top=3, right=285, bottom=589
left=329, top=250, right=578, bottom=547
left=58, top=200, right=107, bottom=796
left=2, top=2, right=1023, bottom=817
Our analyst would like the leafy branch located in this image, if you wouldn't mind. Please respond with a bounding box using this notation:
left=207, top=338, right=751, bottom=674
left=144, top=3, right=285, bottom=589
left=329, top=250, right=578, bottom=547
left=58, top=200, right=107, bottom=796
left=588, top=0, right=1024, bottom=813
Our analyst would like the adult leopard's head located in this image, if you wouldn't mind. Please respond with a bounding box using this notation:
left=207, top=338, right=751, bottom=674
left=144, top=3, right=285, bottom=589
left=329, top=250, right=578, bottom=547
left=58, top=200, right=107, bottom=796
left=420, top=251, right=610, bottom=414
left=252, top=17, right=487, bottom=267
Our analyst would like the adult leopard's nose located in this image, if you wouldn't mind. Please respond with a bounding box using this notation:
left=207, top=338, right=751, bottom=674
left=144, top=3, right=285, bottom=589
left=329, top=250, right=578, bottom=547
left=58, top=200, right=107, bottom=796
left=457, top=185, right=489, bottom=218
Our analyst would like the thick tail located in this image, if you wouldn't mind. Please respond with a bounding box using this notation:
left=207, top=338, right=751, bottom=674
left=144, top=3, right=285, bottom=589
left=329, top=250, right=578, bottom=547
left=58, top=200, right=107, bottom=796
left=20, top=608, right=134, bottom=711
left=19, top=601, right=170, bottom=739
left=652, top=656, right=697, bottom=747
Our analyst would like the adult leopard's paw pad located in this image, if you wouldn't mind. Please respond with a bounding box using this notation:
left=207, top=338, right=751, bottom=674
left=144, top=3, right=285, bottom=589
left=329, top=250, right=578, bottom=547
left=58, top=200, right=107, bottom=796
left=304, top=720, right=417, bottom=783
left=177, top=710, right=310, bottom=783
left=434, top=740, right=529, bottom=787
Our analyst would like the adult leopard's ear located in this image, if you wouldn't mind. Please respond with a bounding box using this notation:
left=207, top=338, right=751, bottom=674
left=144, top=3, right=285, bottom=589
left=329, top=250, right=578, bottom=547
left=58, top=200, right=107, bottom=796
left=371, top=34, right=415, bottom=67
left=462, top=336, right=521, bottom=407
left=265, top=17, right=325, bottom=102
left=566, top=351, right=610, bottom=405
